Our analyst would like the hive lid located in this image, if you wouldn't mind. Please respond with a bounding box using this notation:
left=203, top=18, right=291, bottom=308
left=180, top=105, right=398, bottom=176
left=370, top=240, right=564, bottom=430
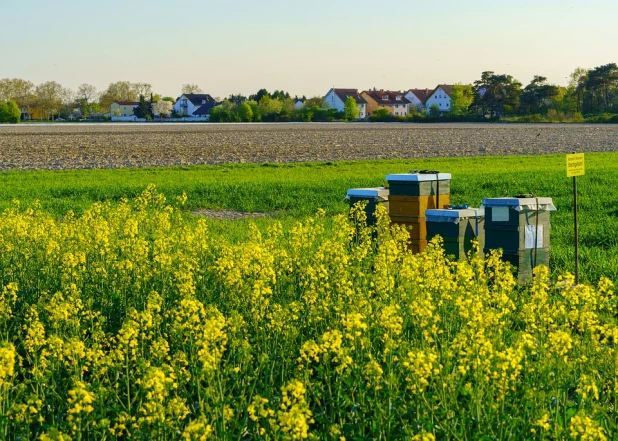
left=386, top=173, right=451, bottom=182
left=425, top=208, right=484, bottom=223
left=482, top=197, right=556, bottom=212
left=346, top=187, right=389, bottom=198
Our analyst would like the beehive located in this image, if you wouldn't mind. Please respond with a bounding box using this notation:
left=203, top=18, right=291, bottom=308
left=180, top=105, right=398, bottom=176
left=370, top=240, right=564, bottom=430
left=386, top=173, right=452, bottom=253
left=482, top=197, right=556, bottom=283
left=426, top=208, right=485, bottom=260
left=346, top=187, right=389, bottom=225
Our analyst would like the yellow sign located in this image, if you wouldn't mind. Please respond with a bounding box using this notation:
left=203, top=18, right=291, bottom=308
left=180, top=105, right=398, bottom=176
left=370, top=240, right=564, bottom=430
left=567, top=153, right=585, bottom=177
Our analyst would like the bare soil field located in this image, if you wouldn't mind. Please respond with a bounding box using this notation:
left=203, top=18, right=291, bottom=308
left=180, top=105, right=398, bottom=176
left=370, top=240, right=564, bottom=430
left=0, top=122, right=617, bottom=170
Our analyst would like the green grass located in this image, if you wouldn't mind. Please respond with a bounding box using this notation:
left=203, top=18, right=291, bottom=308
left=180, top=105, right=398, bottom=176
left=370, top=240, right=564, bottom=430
left=1, top=152, right=617, bottom=282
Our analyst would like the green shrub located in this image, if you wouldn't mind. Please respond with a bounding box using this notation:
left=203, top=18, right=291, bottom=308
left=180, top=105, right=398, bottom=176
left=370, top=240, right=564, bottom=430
left=0, top=102, right=8, bottom=123
left=6, top=100, right=21, bottom=123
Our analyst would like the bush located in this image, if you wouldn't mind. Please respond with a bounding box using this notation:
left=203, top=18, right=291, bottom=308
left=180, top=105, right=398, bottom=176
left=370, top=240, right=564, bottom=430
left=6, top=100, right=21, bottom=123
left=0, top=102, right=8, bottom=123
left=369, top=108, right=391, bottom=122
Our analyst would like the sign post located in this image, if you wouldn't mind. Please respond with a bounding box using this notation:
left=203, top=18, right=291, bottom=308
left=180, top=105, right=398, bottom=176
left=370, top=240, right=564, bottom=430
left=566, top=153, right=585, bottom=285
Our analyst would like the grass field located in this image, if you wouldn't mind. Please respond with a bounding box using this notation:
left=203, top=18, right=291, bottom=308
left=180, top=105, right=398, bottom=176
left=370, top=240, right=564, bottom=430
left=0, top=152, right=617, bottom=282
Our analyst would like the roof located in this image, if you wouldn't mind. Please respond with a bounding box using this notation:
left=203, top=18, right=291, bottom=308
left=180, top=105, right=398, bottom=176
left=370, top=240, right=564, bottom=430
left=113, top=101, right=139, bottom=106
left=427, top=84, right=454, bottom=100
left=193, top=101, right=217, bottom=116
left=361, top=90, right=411, bottom=105
left=182, top=94, right=216, bottom=106
left=406, top=89, right=433, bottom=103
left=331, top=88, right=367, bottom=105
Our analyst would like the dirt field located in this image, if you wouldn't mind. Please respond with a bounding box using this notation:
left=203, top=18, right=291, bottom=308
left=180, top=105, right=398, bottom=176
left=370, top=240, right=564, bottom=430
left=0, top=122, right=617, bottom=170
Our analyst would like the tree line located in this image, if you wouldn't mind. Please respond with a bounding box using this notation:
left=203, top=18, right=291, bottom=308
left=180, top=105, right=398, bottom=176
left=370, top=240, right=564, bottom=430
left=0, top=80, right=184, bottom=122
left=1, top=63, right=617, bottom=124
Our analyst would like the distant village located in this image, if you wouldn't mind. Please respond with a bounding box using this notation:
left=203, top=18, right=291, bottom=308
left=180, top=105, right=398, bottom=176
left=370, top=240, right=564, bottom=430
left=109, top=85, right=454, bottom=122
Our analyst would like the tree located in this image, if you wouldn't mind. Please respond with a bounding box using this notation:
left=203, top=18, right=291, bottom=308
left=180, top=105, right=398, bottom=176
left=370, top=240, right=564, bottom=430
left=566, top=67, right=589, bottom=113
left=429, top=104, right=441, bottom=117
left=249, top=89, right=270, bottom=102
left=0, top=102, right=8, bottom=123
left=76, top=84, right=98, bottom=104
left=99, top=81, right=139, bottom=109
left=586, top=63, right=618, bottom=113
left=450, top=84, right=474, bottom=115
left=35, top=81, right=65, bottom=120
left=519, top=76, right=560, bottom=115
left=270, top=90, right=290, bottom=100
left=304, top=96, right=326, bottom=109
left=471, top=71, right=522, bottom=117
left=182, top=84, right=203, bottom=94
left=247, top=100, right=261, bottom=122
left=5, top=100, right=21, bottom=123
left=152, top=100, right=173, bottom=118
left=162, top=97, right=175, bottom=103
left=133, top=95, right=153, bottom=119
left=238, top=101, right=254, bottom=122
left=0, top=78, right=35, bottom=118
left=228, top=94, right=247, bottom=105
left=133, top=83, right=153, bottom=98
left=343, top=96, right=360, bottom=120
left=258, top=95, right=284, bottom=121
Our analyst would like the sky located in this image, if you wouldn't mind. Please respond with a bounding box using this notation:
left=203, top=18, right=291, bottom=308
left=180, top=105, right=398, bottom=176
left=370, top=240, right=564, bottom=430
left=1, top=0, right=617, bottom=99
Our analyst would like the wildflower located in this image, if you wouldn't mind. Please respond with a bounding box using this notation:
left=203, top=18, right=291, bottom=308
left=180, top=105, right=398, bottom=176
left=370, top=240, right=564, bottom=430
left=278, top=380, right=313, bottom=440
left=569, top=413, right=607, bottom=440
left=182, top=416, right=213, bottom=440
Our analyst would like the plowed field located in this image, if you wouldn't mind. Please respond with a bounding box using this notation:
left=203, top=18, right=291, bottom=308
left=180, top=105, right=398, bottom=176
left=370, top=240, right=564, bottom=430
left=1, top=122, right=617, bottom=170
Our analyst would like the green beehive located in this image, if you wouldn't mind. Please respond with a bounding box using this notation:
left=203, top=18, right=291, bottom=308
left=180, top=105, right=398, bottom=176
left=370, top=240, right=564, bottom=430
left=426, top=208, right=485, bottom=260
left=482, top=197, right=556, bottom=283
left=385, top=173, right=451, bottom=197
left=346, top=187, right=389, bottom=225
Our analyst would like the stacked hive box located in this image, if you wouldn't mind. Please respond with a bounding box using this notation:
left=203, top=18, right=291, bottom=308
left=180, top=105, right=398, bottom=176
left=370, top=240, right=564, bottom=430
left=346, top=187, right=389, bottom=226
left=425, top=208, right=485, bottom=260
left=482, top=197, right=556, bottom=282
left=386, top=173, right=452, bottom=253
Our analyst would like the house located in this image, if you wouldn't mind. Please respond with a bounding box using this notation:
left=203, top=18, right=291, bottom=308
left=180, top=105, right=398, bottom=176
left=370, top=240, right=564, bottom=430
left=323, top=88, right=367, bottom=118
left=404, top=89, right=433, bottom=112
left=173, top=94, right=217, bottom=117
left=110, top=101, right=139, bottom=117
left=294, top=98, right=305, bottom=109
left=361, top=90, right=411, bottom=116
left=424, top=85, right=454, bottom=113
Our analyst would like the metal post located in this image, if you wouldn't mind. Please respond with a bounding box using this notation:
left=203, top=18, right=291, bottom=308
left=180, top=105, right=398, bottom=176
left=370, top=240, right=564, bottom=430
left=573, top=176, right=579, bottom=285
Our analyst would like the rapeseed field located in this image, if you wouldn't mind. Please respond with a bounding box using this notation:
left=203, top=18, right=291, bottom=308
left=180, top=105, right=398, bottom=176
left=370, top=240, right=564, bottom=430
left=0, top=186, right=615, bottom=440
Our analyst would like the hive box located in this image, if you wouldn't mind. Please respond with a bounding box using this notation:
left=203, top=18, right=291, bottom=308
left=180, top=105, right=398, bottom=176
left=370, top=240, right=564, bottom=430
left=386, top=173, right=451, bottom=197
left=346, top=187, right=389, bottom=225
left=482, top=197, right=556, bottom=282
left=426, top=208, right=485, bottom=260
left=388, top=194, right=452, bottom=217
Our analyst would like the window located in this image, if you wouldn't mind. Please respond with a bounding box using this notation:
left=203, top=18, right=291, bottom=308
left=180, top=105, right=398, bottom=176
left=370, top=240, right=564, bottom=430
left=383, top=95, right=388, bottom=100
left=396, top=95, right=402, bottom=101
left=202, top=100, right=206, bottom=104
left=396, top=104, right=399, bottom=108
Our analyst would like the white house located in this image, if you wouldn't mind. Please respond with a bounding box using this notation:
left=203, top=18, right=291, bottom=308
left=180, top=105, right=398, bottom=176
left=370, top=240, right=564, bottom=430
left=404, top=89, right=432, bottom=112
left=173, top=94, right=217, bottom=118
left=424, top=85, right=453, bottom=113
left=323, top=88, right=367, bottom=118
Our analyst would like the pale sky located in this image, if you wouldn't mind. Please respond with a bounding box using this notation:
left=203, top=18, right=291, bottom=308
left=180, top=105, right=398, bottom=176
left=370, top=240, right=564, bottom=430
left=1, top=0, right=617, bottom=98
